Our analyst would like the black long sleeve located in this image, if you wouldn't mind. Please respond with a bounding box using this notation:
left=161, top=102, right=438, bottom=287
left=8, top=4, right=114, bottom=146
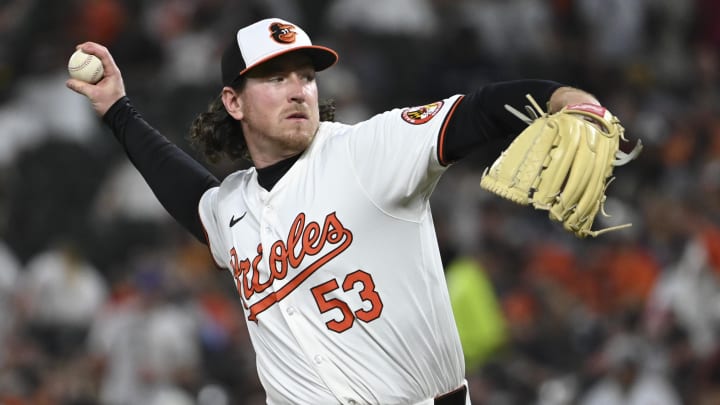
left=102, top=97, right=220, bottom=243
left=440, top=80, right=564, bottom=165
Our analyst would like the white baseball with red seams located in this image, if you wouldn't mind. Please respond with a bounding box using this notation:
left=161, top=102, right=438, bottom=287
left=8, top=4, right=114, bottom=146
left=199, top=95, right=469, bottom=404
left=68, top=50, right=104, bottom=84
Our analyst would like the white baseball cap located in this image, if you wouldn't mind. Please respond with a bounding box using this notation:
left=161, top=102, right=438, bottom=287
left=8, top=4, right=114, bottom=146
left=221, top=18, right=338, bottom=86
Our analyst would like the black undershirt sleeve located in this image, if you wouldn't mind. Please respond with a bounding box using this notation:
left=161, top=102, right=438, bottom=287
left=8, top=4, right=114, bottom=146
left=102, top=96, right=220, bottom=243
left=440, top=79, right=565, bottom=165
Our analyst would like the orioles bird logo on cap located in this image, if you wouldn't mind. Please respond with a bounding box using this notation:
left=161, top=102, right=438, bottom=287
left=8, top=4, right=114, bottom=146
left=269, top=22, right=297, bottom=44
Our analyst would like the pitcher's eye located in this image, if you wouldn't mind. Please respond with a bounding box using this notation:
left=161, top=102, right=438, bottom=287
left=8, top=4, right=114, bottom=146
left=297, top=68, right=316, bottom=82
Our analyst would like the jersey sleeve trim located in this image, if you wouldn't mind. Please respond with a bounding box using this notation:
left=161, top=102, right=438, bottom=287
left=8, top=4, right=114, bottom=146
left=437, top=95, right=465, bottom=167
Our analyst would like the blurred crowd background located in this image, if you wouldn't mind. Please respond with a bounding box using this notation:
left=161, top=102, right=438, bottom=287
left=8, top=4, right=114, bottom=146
left=0, top=0, right=719, bottom=404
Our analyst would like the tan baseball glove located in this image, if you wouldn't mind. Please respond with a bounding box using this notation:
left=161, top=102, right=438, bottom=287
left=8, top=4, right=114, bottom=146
left=480, top=95, right=642, bottom=238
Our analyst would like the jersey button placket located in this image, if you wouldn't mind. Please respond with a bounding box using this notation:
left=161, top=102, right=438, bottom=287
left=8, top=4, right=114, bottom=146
left=259, top=199, right=276, bottom=245
left=258, top=196, right=354, bottom=400
left=261, top=201, right=274, bottom=235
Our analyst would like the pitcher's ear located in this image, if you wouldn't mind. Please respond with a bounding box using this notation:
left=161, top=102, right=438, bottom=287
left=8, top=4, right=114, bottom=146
left=221, top=86, right=243, bottom=120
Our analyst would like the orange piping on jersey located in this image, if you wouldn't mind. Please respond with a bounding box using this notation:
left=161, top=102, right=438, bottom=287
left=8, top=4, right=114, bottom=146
left=244, top=212, right=354, bottom=322
left=436, top=95, right=465, bottom=166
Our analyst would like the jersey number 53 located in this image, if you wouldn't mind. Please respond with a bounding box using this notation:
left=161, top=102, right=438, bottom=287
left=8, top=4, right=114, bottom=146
left=310, top=270, right=384, bottom=333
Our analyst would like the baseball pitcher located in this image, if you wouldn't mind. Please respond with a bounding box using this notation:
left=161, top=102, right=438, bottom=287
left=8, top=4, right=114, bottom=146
left=66, top=17, right=637, bottom=405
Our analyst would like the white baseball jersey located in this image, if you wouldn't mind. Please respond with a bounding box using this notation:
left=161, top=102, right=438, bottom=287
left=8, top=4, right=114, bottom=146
left=199, top=95, right=466, bottom=404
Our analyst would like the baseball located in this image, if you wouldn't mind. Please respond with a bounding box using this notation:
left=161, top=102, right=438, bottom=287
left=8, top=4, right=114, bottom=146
left=67, top=50, right=104, bottom=84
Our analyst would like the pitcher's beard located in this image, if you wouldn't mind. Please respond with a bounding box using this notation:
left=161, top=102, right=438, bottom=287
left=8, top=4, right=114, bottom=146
left=277, top=126, right=316, bottom=154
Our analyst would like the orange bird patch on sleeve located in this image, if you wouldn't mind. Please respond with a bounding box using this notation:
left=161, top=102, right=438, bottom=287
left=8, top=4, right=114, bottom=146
left=401, top=101, right=444, bottom=125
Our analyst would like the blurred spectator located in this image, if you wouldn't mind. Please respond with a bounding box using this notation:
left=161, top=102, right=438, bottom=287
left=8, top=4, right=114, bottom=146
left=93, top=160, right=173, bottom=223
left=194, top=272, right=262, bottom=402
left=17, top=242, right=107, bottom=358
left=647, top=232, right=720, bottom=358
left=578, top=332, right=682, bottom=405
left=86, top=252, right=201, bottom=405
left=446, top=256, right=508, bottom=373
left=324, top=0, right=440, bottom=109
left=73, top=0, right=128, bottom=46
left=582, top=241, right=660, bottom=316
left=326, top=0, right=438, bottom=38
left=0, top=73, right=101, bottom=166
left=574, top=0, right=650, bottom=66
left=450, top=0, right=556, bottom=67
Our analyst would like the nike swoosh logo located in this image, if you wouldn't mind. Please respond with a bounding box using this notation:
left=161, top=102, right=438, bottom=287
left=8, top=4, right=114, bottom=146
left=229, top=212, right=247, bottom=227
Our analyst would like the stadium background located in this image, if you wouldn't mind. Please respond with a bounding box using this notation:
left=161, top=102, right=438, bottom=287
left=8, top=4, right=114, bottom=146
left=0, top=0, right=718, bottom=404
